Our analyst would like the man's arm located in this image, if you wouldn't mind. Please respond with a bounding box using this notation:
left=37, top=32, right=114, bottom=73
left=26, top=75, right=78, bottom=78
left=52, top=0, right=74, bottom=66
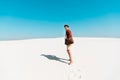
left=68, top=30, right=72, bottom=39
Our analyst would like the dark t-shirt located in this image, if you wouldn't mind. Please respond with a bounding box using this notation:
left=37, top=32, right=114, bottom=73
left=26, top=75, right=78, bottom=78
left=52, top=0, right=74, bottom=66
left=66, top=29, right=72, bottom=39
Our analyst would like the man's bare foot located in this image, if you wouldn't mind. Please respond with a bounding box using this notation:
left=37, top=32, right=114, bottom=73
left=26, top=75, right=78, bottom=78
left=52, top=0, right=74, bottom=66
left=68, top=60, right=73, bottom=65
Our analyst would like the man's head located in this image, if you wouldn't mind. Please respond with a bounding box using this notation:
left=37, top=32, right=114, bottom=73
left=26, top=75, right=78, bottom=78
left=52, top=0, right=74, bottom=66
left=64, top=24, right=69, bottom=30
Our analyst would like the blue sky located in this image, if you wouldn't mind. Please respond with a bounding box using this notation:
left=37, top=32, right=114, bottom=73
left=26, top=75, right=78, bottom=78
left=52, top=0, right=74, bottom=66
left=0, top=0, right=120, bottom=40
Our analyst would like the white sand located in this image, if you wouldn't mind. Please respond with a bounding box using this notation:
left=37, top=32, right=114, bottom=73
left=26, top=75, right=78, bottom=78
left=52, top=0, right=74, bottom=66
left=0, top=37, right=120, bottom=80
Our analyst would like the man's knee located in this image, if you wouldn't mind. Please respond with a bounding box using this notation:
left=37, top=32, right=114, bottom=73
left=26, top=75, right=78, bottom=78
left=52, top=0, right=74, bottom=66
left=67, top=49, right=70, bottom=52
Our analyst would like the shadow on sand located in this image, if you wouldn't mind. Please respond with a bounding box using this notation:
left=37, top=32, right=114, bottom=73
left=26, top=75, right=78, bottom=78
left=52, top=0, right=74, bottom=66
left=41, top=54, right=69, bottom=64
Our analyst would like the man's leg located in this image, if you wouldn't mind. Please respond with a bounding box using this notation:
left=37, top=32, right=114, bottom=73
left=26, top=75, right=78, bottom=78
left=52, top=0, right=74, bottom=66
left=67, top=45, right=73, bottom=64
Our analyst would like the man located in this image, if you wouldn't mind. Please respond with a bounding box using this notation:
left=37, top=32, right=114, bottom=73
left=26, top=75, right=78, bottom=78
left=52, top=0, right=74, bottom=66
left=64, top=24, right=74, bottom=65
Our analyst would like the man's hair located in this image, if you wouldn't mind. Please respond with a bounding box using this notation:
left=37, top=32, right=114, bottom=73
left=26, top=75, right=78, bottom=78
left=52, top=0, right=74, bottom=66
left=64, top=24, right=69, bottom=28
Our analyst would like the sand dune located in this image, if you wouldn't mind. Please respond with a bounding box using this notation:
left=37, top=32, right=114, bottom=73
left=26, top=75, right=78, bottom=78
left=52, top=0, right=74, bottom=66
left=0, top=37, right=120, bottom=80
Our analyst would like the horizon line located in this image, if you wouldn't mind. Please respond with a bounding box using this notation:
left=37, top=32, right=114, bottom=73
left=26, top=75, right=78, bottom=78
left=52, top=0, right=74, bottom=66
left=0, top=36, right=120, bottom=41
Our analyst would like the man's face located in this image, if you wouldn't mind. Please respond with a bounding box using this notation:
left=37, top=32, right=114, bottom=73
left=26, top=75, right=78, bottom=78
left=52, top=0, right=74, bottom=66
left=64, top=26, right=68, bottom=30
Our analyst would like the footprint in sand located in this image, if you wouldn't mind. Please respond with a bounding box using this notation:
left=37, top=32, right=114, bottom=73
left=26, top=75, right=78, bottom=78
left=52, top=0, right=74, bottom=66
left=68, top=69, right=83, bottom=80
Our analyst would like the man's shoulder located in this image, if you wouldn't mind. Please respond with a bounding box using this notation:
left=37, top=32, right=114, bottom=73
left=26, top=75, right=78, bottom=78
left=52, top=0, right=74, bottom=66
left=66, top=29, right=71, bottom=32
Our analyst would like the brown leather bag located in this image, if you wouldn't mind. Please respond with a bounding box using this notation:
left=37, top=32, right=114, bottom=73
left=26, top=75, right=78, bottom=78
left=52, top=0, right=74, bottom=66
left=65, top=37, right=74, bottom=45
